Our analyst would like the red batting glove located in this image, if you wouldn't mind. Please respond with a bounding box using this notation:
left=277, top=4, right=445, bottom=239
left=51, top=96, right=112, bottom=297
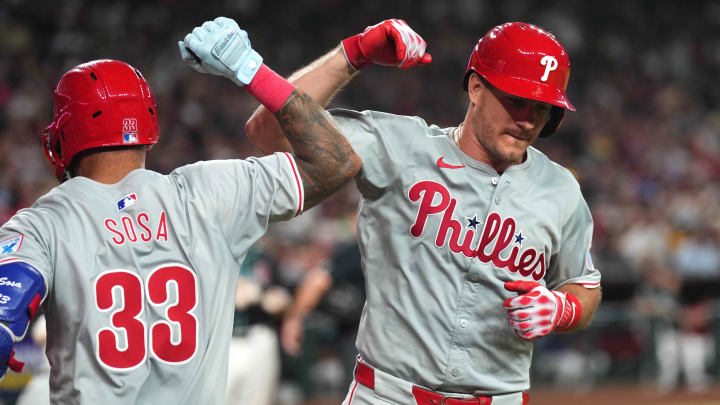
left=341, top=19, right=432, bottom=70
left=503, top=281, right=582, bottom=341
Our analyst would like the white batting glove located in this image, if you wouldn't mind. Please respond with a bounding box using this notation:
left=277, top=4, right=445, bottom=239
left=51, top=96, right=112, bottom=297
left=178, top=16, right=263, bottom=86
left=503, top=280, right=582, bottom=341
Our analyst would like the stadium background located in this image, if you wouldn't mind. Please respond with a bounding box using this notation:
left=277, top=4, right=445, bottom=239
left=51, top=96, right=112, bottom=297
left=2, top=0, right=720, bottom=404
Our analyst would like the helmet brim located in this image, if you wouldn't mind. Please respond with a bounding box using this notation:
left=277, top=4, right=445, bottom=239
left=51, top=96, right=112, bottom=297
left=481, top=71, right=575, bottom=111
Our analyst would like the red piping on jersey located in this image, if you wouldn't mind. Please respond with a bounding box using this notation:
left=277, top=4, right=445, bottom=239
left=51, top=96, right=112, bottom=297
left=282, top=152, right=303, bottom=216
left=347, top=380, right=359, bottom=404
left=578, top=281, right=601, bottom=288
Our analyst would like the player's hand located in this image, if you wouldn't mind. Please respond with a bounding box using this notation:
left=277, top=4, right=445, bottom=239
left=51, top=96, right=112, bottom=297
left=280, top=315, right=304, bottom=356
left=178, top=16, right=263, bottom=86
left=341, top=19, right=432, bottom=70
left=503, top=281, right=581, bottom=341
left=0, top=325, right=25, bottom=380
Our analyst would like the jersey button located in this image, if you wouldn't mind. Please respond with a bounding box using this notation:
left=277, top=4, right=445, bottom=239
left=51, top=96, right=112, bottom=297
left=459, top=319, right=469, bottom=328
left=491, top=177, right=499, bottom=185
left=471, top=274, right=480, bottom=282
left=451, top=368, right=461, bottom=377
left=495, top=196, right=501, bottom=205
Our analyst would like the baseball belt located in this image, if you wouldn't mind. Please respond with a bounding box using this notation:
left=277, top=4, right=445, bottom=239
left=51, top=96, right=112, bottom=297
left=354, top=359, right=530, bottom=405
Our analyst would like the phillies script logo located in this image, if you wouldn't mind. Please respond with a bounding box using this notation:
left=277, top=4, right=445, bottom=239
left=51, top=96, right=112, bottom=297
left=409, top=180, right=546, bottom=280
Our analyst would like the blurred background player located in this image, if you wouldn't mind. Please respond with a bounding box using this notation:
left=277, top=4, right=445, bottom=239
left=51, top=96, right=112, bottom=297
left=225, top=247, right=286, bottom=405
left=278, top=210, right=365, bottom=398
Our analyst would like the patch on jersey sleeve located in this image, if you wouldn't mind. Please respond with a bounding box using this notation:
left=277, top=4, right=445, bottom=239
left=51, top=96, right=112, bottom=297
left=0, top=235, right=23, bottom=255
left=117, top=193, right=138, bottom=211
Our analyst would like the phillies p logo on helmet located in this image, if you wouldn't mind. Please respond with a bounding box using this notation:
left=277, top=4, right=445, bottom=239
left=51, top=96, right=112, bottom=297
left=540, top=55, right=558, bottom=82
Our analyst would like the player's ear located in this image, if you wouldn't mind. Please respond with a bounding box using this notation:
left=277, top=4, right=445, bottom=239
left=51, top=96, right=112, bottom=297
left=467, top=73, right=486, bottom=105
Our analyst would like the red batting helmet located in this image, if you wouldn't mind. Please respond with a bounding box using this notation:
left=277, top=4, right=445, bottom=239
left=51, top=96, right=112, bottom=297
left=464, top=22, right=574, bottom=137
left=43, top=59, right=159, bottom=181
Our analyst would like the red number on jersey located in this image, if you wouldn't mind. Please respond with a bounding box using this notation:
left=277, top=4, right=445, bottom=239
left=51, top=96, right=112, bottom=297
left=147, top=265, right=198, bottom=364
left=94, top=264, right=199, bottom=370
left=95, top=270, right=146, bottom=370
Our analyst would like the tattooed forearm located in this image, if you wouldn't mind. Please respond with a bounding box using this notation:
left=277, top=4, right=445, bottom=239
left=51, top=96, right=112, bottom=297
left=274, top=89, right=361, bottom=210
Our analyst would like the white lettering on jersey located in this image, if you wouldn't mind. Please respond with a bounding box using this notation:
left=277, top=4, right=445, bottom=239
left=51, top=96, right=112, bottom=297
left=104, top=211, right=169, bottom=246
left=0, top=294, right=10, bottom=304
left=0, top=277, right=22, bottom=288
left=540, top=55, right=558, bottom=82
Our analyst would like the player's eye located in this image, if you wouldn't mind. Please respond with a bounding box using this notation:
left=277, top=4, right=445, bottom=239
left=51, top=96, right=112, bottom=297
left=508, top=96, right=526, bottom=108
left=534, top=103, right=551, bottom=119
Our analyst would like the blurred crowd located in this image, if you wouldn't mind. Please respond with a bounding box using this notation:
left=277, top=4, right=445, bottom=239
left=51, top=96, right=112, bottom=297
left=2, top=0, right=720, bottom=403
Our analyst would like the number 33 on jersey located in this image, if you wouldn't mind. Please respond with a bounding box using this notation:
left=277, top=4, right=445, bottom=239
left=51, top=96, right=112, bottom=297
left=94, top=264, right=198, bottom=370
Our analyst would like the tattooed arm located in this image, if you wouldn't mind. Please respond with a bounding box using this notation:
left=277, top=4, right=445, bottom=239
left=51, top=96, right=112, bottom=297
left=246, top=47, right=356, bottom=155
left=274, top=88, right=361, bottom=210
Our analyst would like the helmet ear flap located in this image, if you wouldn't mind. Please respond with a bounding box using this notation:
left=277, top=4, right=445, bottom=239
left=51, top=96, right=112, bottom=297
left=42, top=111, right=71, bottom=181
left=539, top=106, right=565, bottom=138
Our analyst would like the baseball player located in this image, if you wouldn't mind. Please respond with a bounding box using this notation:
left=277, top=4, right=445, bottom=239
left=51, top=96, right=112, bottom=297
left=246, top=20, right=602, bottom=405
left=0, top=17, right=361, bottom=404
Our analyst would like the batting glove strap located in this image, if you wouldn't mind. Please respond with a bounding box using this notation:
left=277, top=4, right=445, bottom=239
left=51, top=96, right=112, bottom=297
left=341, top=34, right=370, bottom=71
left=211, top=28, right=263, bottom=85
left=552, top=291, right=582, bottom=331
left=503, top=280, right=583, bottom=341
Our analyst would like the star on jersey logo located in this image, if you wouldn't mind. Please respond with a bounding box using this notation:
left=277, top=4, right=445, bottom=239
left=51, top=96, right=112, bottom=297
left=514, top=233, right=525, bottom=245
left=466, top=215, right=482, bottom=230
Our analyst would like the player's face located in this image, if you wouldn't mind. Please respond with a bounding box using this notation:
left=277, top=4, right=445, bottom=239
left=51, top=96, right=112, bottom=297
left=468, top=78, right=552, bottom=165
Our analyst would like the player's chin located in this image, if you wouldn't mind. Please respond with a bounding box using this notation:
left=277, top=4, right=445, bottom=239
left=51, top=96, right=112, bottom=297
left=498, top=137, right=529, bottom=160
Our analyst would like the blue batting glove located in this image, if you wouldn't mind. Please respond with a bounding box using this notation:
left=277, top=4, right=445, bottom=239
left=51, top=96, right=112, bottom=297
left=178, top=16, right=263, bottom=86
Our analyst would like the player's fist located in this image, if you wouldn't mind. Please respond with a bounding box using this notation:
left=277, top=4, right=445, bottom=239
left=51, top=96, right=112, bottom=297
left=503, top=281, right=581, bottom=341
left=178, top=16, right=263, bottom=86
left=341, top=19, right=432, bottom=70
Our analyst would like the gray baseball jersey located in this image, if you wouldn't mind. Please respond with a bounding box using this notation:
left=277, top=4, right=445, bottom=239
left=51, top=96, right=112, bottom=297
left=0, top=152, right=303, bottom=404
left=330, top=109, right=601, bottom=394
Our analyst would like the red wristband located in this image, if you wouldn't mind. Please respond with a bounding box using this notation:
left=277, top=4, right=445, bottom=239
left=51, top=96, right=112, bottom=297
left=341, top=34, right=370, bottom=70
left=555, top=292, right=582, bottom=331
left=246, top=64, right=295, bottom=114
